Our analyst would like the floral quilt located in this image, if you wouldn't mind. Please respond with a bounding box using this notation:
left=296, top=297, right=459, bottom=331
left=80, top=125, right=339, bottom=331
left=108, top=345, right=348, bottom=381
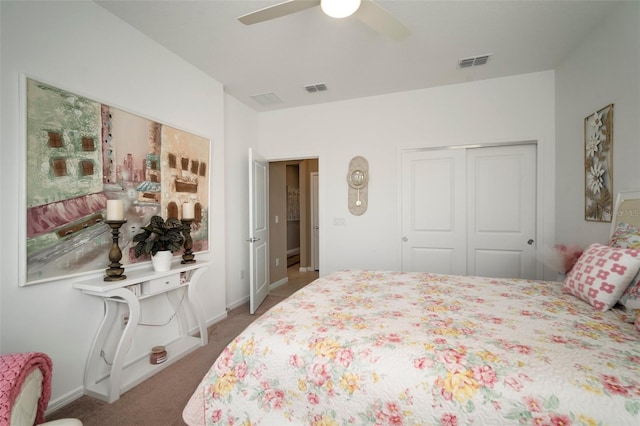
left=184, top=270, right=640, bottom=425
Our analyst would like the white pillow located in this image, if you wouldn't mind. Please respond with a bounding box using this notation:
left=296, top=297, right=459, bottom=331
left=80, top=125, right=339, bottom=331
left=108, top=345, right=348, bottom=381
left=562, top=243, right=640, bottom=311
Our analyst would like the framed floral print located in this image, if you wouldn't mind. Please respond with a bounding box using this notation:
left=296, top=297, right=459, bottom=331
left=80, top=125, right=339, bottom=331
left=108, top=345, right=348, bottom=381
left=585, top=104, right=614, bottom=222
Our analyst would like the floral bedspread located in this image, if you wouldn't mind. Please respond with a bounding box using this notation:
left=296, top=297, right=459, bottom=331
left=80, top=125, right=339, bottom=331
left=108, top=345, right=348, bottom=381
left=184, top=270, right=640, bottom=425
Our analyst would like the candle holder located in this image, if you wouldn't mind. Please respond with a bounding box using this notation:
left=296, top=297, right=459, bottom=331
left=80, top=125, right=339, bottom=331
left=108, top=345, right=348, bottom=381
left=181, top=218, right=196, bottom=264
left=104, top=220, right=127, bottom=281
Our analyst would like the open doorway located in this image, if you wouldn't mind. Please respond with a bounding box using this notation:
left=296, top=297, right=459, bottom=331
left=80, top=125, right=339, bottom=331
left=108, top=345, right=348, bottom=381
left=268, top=158, right=319, bottom=288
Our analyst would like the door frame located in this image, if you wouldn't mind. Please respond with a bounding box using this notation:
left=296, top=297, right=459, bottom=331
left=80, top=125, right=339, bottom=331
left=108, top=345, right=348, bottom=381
left=264, top=155, right=322, bottom=277
left=397, top=140, right=549, bottom=280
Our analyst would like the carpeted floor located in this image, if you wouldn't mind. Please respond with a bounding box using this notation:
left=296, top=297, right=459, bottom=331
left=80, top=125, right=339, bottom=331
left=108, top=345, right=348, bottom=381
left=47, top=267, right=318, bottom=425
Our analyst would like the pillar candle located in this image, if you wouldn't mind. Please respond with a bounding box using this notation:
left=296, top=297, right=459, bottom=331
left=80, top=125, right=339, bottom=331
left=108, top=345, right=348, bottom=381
left=183, top=202, right=194, bottom=220
left=106, top=199, right=124, bottom=221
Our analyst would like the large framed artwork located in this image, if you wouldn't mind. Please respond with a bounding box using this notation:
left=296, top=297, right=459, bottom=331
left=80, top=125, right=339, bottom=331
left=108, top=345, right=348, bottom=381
left=21, top=77, right=210, bottom=286
left=584, top=103, right=614, bottom=222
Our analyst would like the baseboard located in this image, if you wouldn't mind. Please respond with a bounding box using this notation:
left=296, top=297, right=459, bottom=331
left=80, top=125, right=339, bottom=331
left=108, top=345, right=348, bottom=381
left=270, top=276, right=288, bottom=290
left=205, top=310, right=229, bottom=328
left=224, top=277, right=291, bottom=309
left=45, top=387, right=85, bottom=416
left=226, top=295, right=249, bottom=311
left=286, top=248, right=300, bottom=257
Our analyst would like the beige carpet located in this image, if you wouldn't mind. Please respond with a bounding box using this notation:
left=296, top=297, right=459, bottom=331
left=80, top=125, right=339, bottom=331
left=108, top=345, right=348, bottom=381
left=47, top=267, right=318, bottom=425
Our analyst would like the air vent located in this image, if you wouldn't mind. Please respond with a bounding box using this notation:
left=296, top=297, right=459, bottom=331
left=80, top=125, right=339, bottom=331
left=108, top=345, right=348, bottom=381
left=458, top=54, right=492, bottom=69
left=304, top=83, right=328, bottom=93
left=250, top=92, right=284, bottom=106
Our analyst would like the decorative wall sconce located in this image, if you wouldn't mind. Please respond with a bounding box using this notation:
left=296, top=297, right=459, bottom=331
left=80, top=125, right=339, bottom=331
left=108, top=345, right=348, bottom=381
left=348, top=156, right=369, bottom=216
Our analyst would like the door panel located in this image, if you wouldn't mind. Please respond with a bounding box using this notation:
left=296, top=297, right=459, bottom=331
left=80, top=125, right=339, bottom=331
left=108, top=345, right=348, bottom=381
left=467, top=145, right=537, bottom=279
left=311, top=172, right=319, bottom=271
left=473, top=250, right=525, bottom=279
left=409, top=247, right=455, bottom=274
left=401, top=144, right=537, bottom=279
left=249, top=148, right=269, bottom=314
left=401, top=149, right=466, bottom=274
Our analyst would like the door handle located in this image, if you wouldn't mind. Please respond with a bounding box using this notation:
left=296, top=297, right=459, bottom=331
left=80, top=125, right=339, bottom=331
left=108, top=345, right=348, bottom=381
left=527, top=239, right=535, bottom=245
left=246, top=237, right=261, bottom=243
left=402, top=237, right=408, bottom=242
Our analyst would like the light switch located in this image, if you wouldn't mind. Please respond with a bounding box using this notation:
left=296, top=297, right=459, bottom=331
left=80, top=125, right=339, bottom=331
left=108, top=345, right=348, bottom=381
left=333, top=217, right=346, bottom=226
left=275, top=215, right=279, bottom=224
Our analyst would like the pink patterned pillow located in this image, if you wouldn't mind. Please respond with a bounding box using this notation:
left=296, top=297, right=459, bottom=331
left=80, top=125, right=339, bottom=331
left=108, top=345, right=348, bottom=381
left=562, top=243, right=640, bottom=311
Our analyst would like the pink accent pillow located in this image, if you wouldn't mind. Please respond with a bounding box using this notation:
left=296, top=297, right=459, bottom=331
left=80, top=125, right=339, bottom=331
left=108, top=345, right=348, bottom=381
left=562, top=243, right=640, bottom=311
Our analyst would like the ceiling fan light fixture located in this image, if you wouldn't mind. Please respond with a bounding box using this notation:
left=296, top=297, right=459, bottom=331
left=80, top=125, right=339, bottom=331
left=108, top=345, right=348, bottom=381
left=321, top=0, right=362, bottom=19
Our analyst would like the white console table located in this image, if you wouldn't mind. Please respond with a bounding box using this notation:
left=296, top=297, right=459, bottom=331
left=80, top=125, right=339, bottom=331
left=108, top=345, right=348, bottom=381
left=73, top=261, right=210, bottom=403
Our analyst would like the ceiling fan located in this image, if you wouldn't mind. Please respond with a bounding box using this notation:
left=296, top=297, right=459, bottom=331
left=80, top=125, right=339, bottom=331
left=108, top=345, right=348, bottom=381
left=238, top=0, right=410, bottom=41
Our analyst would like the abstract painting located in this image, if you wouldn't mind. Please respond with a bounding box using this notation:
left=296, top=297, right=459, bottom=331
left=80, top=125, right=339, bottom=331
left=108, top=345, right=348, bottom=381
left=23, top=78, right=210, bottom=285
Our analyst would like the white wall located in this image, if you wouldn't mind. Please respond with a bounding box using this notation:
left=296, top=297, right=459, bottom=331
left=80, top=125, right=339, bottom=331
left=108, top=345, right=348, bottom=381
left=556, top=1, right=640, bottom=247
left=258, top=71, right=556, bottom=277
left=0, top=1, right=226, bottom=409
left=224, top=93, right=259, bottom=309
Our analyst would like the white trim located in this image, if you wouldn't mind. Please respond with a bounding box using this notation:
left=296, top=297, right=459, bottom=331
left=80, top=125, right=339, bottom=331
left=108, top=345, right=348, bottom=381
left=270, top=276, right=289, bottom=290
left=226, top=296, right=249, bottom=311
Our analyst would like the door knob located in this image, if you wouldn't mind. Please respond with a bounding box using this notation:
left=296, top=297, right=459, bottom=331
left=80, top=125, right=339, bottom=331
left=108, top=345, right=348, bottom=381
left=402, top=237, right=408, bottom=242
left=527, top=239, right=535, bottom=245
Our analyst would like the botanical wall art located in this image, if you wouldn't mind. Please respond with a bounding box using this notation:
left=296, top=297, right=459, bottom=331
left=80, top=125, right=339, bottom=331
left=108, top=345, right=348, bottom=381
left=23, top=78, right=210, bottom=285
left=584, top=103, right=614, bottom=222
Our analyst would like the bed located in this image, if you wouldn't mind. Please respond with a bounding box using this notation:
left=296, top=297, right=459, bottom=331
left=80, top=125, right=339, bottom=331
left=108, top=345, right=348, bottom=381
left=184, top=191, right=640, bottom=425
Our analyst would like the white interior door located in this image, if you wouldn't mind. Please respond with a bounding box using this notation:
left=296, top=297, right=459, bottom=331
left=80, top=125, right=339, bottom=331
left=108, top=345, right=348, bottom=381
left=401, top=149, right=467, bottom=274
left=401, top=144, right=537, bottom=279
left=467, top=145, right=537, bottom=278
left=310, top=172, right=319, bottom=271
left=248, top=148, right=269, bottom=314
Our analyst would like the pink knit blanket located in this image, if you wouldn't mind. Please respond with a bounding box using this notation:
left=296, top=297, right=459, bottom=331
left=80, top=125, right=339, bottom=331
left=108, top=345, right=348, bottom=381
left=0, top=352, right=52, bottom=425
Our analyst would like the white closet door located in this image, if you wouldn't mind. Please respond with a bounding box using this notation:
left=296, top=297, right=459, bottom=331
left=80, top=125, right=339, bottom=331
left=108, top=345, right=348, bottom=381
left=401, top=144, right=537, bottom=279
left=467, top=144, right=537, bottom=279
left=401, top=149, right=467, bottom=275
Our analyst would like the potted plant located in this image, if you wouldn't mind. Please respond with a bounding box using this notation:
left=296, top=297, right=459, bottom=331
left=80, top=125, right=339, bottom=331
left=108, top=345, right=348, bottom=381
left=133, top=215, right=187, bottom=271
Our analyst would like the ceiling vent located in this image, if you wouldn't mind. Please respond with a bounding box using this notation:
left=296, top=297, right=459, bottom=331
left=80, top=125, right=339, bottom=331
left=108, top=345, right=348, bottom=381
left=458, top=54, right=492, bottom=69
left=250, top=92, right=284, bottom=106
left=305, top=83, right=327, bottom=93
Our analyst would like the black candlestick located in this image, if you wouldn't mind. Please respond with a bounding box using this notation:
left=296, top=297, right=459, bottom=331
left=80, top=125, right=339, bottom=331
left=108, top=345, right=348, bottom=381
left=181, top=218, right=196, bottom=264
left=104, top=220, right=127, bottom=281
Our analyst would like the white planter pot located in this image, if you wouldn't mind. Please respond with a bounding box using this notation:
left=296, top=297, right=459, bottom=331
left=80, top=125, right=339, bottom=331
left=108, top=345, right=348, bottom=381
left=152, top=250, right=173, bottom=272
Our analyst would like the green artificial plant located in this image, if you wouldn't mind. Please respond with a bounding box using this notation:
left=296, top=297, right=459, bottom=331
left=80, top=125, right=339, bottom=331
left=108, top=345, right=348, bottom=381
left=133, top=215, right=187, bottom=257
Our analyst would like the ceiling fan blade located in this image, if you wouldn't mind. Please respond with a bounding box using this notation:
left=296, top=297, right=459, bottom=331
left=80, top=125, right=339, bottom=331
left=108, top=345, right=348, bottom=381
left=354, top=0, right=410, bottom=41
left=239, top=0, right=321, bottom=25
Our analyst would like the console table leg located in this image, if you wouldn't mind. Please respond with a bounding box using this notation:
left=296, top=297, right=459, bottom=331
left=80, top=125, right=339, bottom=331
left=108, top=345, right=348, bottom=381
left=106, top=288, right=140, bottom=403
left=187, top=267, right=209, bottom=346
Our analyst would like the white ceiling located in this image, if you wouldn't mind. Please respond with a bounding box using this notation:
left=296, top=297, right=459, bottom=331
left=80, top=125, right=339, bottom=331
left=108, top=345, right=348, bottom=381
left=96, top=0, right=621, bottom=112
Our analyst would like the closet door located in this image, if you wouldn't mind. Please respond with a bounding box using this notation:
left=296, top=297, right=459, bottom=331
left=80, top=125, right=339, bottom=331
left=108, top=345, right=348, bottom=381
left=401, top=144, right=537, bottom=278
left=400, top=149, right=467, bottom=275
left=467, top=144, right=537, bottom=279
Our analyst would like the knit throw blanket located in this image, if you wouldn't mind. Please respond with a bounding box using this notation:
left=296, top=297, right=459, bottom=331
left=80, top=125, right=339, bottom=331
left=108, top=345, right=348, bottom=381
left=0, top=352, right=52, bottom=425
